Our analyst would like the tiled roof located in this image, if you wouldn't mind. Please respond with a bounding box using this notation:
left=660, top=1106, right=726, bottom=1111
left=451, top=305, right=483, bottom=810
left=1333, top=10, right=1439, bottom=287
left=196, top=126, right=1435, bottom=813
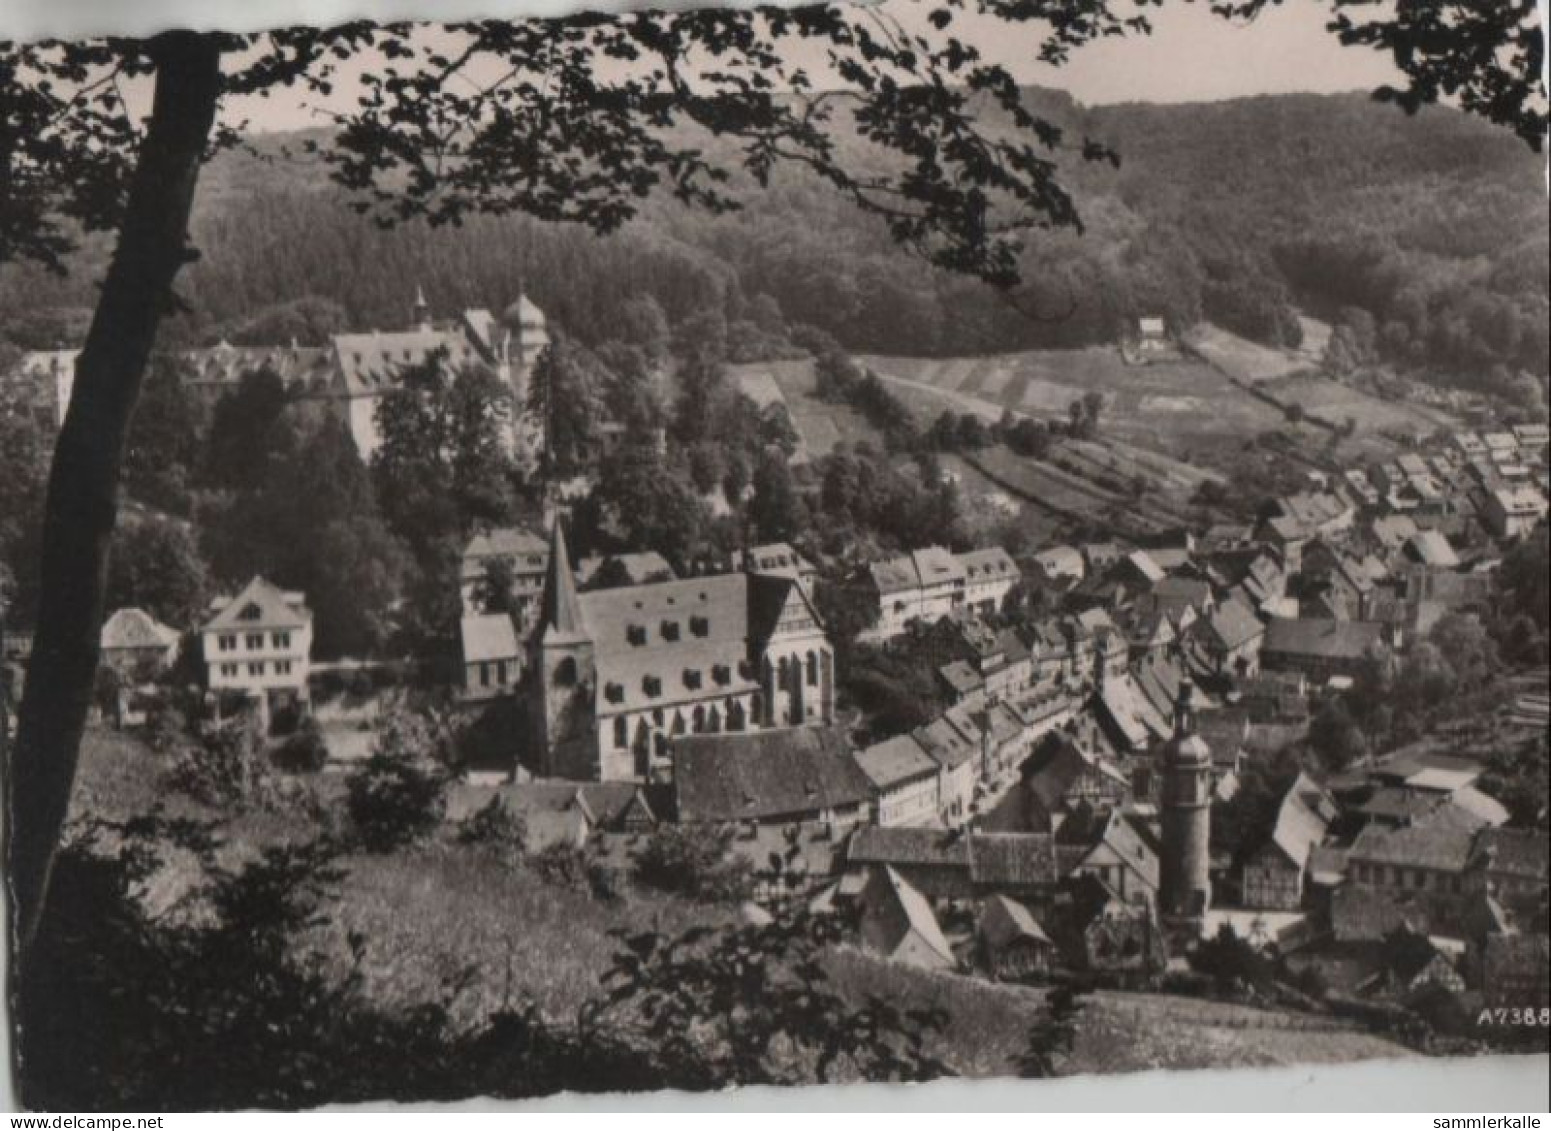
left=1266, top=772, right=1335, bottom=869
left=969, top=833, right=1059, bottom=887
left=914, top=715, right=978, bottom=771
left=1097, top=673, right=1169, bottom=749
left=855, top=734, right=939, bottom=790
left=331, top=328, right=483, bottom=396
left=582, top=573, right=771, bottom=715
left=959, top=546, right=1018, bottom=583
left=735, top=542, right=815, bottom=578
left=1263, top=617, right=1384, bottom=662
left=1406, top=531, right=1460, bottom=569
left=868, top=545, right=966, bottom=595
left=1202, top=596, right=1264, bottom=652
left=1123, top=550, right=1166, bottom=584
left=979, top=894, right=1053, bottom=949
left=100, top=607, right=179, bottom=651
left=1472, top=827, right=1549, bottom=883
left=1019, top=733, right=1123, bottom=813
left=460, top=614, right=519, bottom=663
left=672, top=726, right=868, bottom=822
left=463, top=526, right=547, bottom=562
left=1055, top=807, right=1160, bottom=891
left=1330, top=885, right=1432, bottom=943
left=865, top=866, right=956, bottom=964
left=575, top=551, right=676, bottom=588
left=203, top=576, right=310, bottom=632
left=849, top=825, right=973, bottom=868
left=1348, top=804, right=1484, bottom=872
left=938, top=659, right=984, bottom=696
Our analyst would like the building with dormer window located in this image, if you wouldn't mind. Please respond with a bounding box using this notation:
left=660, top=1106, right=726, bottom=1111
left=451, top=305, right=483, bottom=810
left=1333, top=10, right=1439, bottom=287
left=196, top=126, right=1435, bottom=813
left=530, top=521, right=837, bottom=781
left=201, top=577, right=313, bottom=724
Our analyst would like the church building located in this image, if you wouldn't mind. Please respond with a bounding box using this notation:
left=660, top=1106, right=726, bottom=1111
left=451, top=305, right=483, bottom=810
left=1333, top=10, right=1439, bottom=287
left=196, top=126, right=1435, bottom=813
left=530, top=522, right=837, bottom=781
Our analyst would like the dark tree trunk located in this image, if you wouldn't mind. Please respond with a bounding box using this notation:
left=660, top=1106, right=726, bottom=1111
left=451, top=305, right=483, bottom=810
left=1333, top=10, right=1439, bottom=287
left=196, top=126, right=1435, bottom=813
left=8, top=32, right=224, bottom=957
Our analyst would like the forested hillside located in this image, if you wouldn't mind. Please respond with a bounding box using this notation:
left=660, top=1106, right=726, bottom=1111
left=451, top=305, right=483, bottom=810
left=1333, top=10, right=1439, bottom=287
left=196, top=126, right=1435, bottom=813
left=2, top=90, right=1543, bottom=400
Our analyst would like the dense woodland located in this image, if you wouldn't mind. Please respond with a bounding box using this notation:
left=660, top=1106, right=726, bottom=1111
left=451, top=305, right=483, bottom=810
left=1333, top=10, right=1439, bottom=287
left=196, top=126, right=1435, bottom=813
left=1, top=90, right=1545, bottom=410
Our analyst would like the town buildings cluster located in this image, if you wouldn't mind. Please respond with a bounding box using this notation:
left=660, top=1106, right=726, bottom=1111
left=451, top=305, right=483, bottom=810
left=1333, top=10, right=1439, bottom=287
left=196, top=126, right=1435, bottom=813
left=8, top=290, right=1545, bottom=1030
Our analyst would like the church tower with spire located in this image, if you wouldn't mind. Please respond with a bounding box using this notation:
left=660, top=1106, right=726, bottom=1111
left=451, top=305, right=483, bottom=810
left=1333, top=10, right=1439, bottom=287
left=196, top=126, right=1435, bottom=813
left=412, top=285, right=431, bottom=331
left=530, top=517, right=597, bottom=778
left=1159, top=679, right=1212, bottom=922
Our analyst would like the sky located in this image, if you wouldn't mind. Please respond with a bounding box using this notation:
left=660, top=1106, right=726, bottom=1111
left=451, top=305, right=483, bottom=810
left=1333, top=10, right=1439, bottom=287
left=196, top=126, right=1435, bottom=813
left=2, top=0, right=1405, bottom=132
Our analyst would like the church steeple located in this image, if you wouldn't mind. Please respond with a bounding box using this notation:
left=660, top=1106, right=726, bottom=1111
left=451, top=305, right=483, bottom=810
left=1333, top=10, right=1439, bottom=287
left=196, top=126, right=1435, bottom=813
left=412, top=285, right=431, bottom=330
left=539, top=516, right=587, bottom=645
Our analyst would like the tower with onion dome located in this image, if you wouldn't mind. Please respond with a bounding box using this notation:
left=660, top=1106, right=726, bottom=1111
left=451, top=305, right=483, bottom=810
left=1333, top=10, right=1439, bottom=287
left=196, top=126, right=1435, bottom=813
left=1159, top=679, right=1212, bottom=921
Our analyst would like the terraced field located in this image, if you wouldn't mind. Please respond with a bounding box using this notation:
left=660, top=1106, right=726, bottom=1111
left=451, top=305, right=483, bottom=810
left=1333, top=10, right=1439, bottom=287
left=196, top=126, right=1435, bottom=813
left=1186, top=323, right=1318, bottom=385
left=1265, top=374, right=1457, bottom=437
left=734, top=352, right=1233, bottom=536
left=859, top=347, right=1289, bottom=453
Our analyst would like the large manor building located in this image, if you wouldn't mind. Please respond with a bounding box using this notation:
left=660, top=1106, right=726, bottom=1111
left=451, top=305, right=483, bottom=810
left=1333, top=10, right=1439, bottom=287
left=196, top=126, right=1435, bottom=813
left=14, top=289, right=551, bottom=461
left=531, top=523, right=837, bottom=782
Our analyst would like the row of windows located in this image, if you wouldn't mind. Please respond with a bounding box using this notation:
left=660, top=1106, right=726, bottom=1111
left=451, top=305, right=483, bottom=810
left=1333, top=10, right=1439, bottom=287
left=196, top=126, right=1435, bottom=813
left=1351, top=861, right=1465, bottom=894
left=215, top=631, right=293, bottom=652
left=477, top=660, right=511, bottom=687
left=611, top=699, right=751, bottom=748
left=216, top=659, right=295, bottom=678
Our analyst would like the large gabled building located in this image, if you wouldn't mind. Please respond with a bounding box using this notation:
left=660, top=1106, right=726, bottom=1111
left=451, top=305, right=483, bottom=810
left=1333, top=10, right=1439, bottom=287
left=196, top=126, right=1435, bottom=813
left=863, top=544, right=1018, bottom=640
left=201, top=577, right=313, bottom=726
left=14, top=291, right=554, bottom=463
left=530, top=521, right=837, bottom=781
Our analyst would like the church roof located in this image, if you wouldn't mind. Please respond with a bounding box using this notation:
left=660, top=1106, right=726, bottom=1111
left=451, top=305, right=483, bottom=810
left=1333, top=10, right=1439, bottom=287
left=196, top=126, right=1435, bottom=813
left=539, top=520, right=588, bottom=646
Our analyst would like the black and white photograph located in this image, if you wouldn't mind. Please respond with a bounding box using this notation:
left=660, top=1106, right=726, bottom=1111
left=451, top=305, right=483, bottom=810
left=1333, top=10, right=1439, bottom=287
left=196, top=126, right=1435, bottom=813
left=1, top=0, right=1547, bottom=1113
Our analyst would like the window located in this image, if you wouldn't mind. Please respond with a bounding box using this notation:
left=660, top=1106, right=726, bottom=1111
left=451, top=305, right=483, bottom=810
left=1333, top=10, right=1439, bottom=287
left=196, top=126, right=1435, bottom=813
left=683, top=668, right=702, bottom=690
left=248, top=661, right=264, bottom=677
left=806, top=651, right=819, bottom=687
left=643, top=675, right=662, bottom=697
left=604, top=682, right=625, bottom=704
left=218, top=634, right=236, bottom=652
left=626, top=625, right=647, bottom=647
left=614, top=716, right=629, bottom=749
left=689, top=615, right=709, bottom=637
left=276, top=660, right=293, bottom=676
left=712, top=664, right=731, bottom=685
left=246, top=633, right=264, bottom=650
left=272, top=631, right=291, bottom=649
left=660, top=620, right=680, bottom=642
left=220, top=663, right=238, bottom=678
left=238, top=602, right=262, bottom=621
left=480, top=662, right=491, bottom=687
left=554, top=657, right=578, bottom=686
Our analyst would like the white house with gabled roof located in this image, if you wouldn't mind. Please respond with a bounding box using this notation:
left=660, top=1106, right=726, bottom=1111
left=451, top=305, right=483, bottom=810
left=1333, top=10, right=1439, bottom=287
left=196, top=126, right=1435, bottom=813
left=202, top=577, right=313, bottom=721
